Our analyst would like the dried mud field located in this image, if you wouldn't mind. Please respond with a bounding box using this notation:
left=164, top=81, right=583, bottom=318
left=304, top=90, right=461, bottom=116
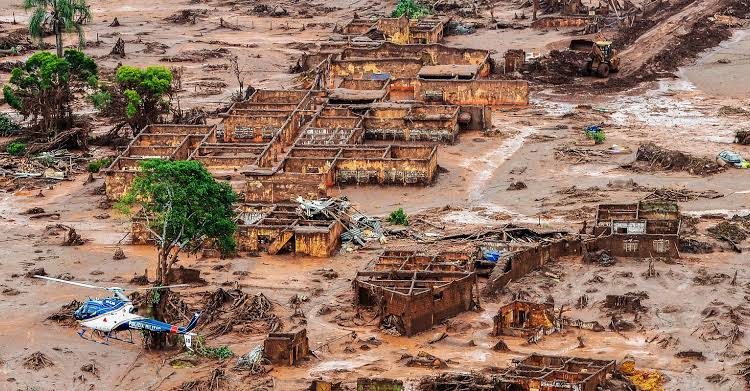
left=1, top=0, right=750, bottom=390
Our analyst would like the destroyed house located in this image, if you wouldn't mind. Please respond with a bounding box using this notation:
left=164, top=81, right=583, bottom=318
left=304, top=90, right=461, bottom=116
left=326, top=42, right=493, bottom=87
left=496, top=354, right=615, bottom=391
left=363, top=104, right=462, bottom=143
left=103, top=124, right=217, bottom=200
left=264, top=328, right=310, bottom=366
left=593, top=201, right=680, bottom=258
left=354, top=252, right=477, bottom=336
left=493, top=300, right=555, bottom=337
left=372, top=249, right=474, bottom=272
left=244, top=144, right=438, bottom=203
left=313, top=40, right=529, bottom=108
left=340, top=15, right=444, bottom=45
left=235, top=203, right=345, bottom=257
left=133, top=201, right=347, bottom=257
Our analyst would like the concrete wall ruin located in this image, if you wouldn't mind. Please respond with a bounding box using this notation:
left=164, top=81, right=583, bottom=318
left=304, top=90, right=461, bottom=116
left=264, top=328, right=309, bottom=366
left=354, top=270, right=477, bottom=336
left=103, top=124, right=216, bottom=201
left=496, top=354, right=615, bottom=391
left=493, top=301, right=555, bottom=337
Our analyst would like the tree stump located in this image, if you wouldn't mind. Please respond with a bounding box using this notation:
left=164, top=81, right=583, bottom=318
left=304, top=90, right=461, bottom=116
left=110, top=38, right=125, bottom=58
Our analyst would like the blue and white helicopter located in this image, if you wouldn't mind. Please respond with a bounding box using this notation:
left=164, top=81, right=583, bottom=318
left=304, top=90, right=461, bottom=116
left=35, top=275, right=201, bottom=350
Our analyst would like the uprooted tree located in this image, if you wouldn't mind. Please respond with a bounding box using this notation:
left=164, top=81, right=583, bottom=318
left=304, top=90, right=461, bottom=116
left=94, top=65, right=174, bottom=135
left=25, top=0, right=93, bottom=58
left=3, top=50, right=97, bottom=139
left=118, top=160, right=236, bottom=348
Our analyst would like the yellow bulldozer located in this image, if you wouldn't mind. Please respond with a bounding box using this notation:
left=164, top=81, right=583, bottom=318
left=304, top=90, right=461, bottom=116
left=584, top=40, right=620, bottom=77
left=571, top=39, right=620, bottom=77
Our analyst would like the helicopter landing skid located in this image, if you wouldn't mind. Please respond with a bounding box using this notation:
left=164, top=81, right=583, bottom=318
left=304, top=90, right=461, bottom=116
left=78, top=328, right=135, bottom=346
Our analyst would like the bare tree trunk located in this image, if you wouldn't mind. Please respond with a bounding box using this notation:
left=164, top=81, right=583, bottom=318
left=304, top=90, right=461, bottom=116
left=156, top=248, right=169, bottom=285
left=55, top=19, right=63, bottom=58
left=147, top=288, right=169, bottom=350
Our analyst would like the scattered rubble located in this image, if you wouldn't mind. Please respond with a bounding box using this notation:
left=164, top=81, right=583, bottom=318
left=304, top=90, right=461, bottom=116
left=679, top=238, right=714, bottom=254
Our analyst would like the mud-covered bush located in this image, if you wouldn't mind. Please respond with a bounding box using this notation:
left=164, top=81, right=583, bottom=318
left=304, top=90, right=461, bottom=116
left=388, top=208, right=409, bottom=226
left=7, top=141, right=26, bottom=156
left=0, top=113, right=21, bottom=136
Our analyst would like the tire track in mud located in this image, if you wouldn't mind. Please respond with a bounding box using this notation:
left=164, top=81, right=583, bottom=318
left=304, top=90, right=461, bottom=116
left=460, top=125, right=537, bottom=204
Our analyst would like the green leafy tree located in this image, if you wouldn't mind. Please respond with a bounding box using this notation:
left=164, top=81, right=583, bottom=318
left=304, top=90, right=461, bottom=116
left=24, top=0, right=93, bottom=58
left=2, top=50, right=97, bottom=133
left=120, top=159, right=237, bottom=285
left=103, top=65, right=173, bottom=134
left=119, top=160, right=236, bottom=349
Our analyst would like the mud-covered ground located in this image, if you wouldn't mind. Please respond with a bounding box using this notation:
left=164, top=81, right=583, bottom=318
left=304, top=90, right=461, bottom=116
left=1, top=0, right=750, bottom=390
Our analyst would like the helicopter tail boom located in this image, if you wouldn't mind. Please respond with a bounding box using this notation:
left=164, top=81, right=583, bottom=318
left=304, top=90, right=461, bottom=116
left=182, top=312, right=201, bottom=333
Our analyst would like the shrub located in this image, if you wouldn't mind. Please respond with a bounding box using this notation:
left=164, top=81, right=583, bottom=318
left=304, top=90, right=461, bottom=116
left=388, top=208, right=409, bottom=226
left=392, top=0, right=432, bottom=19
left=587, top=130, right=606, bottom=144
left=0, top=113, right=21, bottom=136
left=89, top=90, right=112, bottom=111
left=7, top=141, right=26, bottom=156
left=193, top=336, right=234, bottom=360
left=87, top=157, right=113, bottom=173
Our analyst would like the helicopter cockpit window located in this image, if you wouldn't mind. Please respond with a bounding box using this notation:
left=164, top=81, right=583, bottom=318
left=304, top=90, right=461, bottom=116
left=74, top=303, right=97, bottom=319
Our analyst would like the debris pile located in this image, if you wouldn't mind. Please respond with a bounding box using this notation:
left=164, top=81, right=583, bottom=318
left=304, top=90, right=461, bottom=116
left=526, top=50, right=589, bottom=85
left=296, top=196, right=384, bottom=247
left=175, top=368, right=226, bottom=391
left=200, top=288, right=280, bottom=337
left=735, top=130, right=750, bottom=145
left=22, top=352, right=54, bottom=370
left=44, top=224, right=85, bottom=246
left=584, top=249, right=615, bottom=266
left=632, top=143, right=724, bottom=176
left=401, top=351, right=448, bottom=369
left=643, top=188, right=723, bottom=202
left=46, top=299, right=82, bottom=327
left=0, top=149, right=84, bottom=190
left=0, top=28, right=49, bottom=56
left=707, top=221, right=747, bottom=251
left=161, top=48, right=230, bottom=63
left=236, top=345, right=268, bottom=374
left=678, top=238, right=714, bottom=254
left=164, top=9, right=207, bottom=24
left=554, top=146, right=607, bottom=163
left=692, top=268, right=730, bottom=286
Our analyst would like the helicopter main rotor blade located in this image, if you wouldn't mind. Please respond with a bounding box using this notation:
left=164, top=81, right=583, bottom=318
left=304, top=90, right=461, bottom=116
left=128, top=284, right=190, bottom=291
left=34, top=275, right=107, bottom=290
